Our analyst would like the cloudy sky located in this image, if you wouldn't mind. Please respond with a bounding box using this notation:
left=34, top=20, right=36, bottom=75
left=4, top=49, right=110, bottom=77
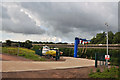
left=1, top=2, right=118, bottom=43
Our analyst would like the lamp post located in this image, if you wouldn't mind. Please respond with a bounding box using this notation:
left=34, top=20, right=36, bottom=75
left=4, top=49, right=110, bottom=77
left=105, top=23, right=109, bottom=67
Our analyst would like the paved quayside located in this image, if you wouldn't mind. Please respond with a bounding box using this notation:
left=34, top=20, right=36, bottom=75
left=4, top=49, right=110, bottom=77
left=2, top=57, right=95, bottom=72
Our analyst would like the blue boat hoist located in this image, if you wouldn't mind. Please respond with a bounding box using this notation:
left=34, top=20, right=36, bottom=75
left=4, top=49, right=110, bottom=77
left=74, top=37, right=91, bottom=58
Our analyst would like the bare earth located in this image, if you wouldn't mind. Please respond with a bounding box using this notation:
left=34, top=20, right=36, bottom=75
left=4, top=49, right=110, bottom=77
left=1, top=53, right=32, bottom=61
left=2, top=66, right=105, bottom=78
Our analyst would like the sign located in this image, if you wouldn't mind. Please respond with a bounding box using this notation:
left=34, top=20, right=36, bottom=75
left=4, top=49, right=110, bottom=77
left=105, top=55, right=110, bottom=60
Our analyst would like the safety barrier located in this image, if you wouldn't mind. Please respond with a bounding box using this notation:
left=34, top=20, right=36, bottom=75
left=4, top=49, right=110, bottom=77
left=95, top=53, right=108, bottom=68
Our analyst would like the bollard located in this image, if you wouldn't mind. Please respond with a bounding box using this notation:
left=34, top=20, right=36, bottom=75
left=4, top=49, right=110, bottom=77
left=105, top=60, right=108, bottom=67
left=99, top=61, right=101, bottom=66
left=102, top=61, right=104, bottom=65
left=95, top=53, right=97, bottom=68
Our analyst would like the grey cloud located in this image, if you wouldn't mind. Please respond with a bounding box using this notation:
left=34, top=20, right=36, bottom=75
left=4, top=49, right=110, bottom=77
left=1, top=6, right=10, bottom=19
left=1, top=2, right=118, bottom=42
left=2, top=3, right=45, bottom=35
left=118, top=2, right=120, bottom=32
left=21, top=2, right=118, bottom=34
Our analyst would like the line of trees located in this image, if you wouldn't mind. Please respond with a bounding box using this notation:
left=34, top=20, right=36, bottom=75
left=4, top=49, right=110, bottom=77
left=90, top=31, right=120, bottom=44
left=5, top=40, right=33, bottom=49
left=2, top=31, right=120, bottom=48
left=3, top=40, right=68, bottom=49
left=32, top=41, right=68, bottom=44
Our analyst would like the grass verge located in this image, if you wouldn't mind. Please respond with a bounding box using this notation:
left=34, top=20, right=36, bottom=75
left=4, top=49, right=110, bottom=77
left=89, top=66, right=119, bottom=79
left=2, top=47, right=46, bottom=61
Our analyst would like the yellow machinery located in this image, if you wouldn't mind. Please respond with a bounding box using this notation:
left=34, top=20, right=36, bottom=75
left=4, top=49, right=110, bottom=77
left=46, top=50, right=56, bottom=56
left=42, top=46, right=63, bottom=57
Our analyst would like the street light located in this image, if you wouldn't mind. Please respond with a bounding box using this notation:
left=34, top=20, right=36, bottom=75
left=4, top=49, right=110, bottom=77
left=105, top=22, right=109, bottom=67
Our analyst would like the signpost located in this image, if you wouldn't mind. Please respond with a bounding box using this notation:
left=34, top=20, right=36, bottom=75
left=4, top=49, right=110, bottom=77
left=105, top=55, right=110, bottom=60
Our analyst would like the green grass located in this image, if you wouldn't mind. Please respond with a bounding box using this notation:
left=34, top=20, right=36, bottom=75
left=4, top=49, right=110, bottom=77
left=2, top=47, right=46, bottom=61
left=89, top=67, right=119, bottom=79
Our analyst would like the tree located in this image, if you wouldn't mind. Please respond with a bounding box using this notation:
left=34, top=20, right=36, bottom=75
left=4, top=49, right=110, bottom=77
left=6, top=40, right=12, bottom=46
left=90, top=37, right=96, bottom=44
left=19, top=42, right=25, bottom=47
left=32, top=45, right=41, bottom=50
left=96, top=32, right=106, bottom=44
left=24, top=40, right=33, bottom=49
left=90, top=32, right=106, bottom=44
left=90, top=31, right=120, bottom=44
left=108, top=31, right=114, bottom=44
left=113, top=32, right=120, bottom=44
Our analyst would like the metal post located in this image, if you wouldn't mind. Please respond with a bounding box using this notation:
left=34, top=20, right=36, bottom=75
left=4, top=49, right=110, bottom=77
left=40, top=48, right=42, bottom=56
left=105, top=23, right=109, bottom=67
left=95, top=53, right=97, bottom=68
left=58, top=49, right=60, bottom=60
left=56, top=50, right=58, bottom=61
left=74, top=37, right=79, bottom=58
left=17, top=43, right=19, bottom=56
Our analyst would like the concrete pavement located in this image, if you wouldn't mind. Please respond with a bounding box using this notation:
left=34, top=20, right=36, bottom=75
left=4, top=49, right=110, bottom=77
left=2, top=57, right=95, bottom=72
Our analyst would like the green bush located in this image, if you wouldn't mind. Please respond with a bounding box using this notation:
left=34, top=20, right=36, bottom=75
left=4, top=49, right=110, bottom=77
left=90, top=68, right=93, bottom=74
left=59, top=47, right=120, bottom=66
left=2, top=47, right=46, bottom=61
left=32, top=45, right=42, bottom=51
left=96, top=68, right=101, bottom=72
left=118, top=66, right=120, bottom=79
